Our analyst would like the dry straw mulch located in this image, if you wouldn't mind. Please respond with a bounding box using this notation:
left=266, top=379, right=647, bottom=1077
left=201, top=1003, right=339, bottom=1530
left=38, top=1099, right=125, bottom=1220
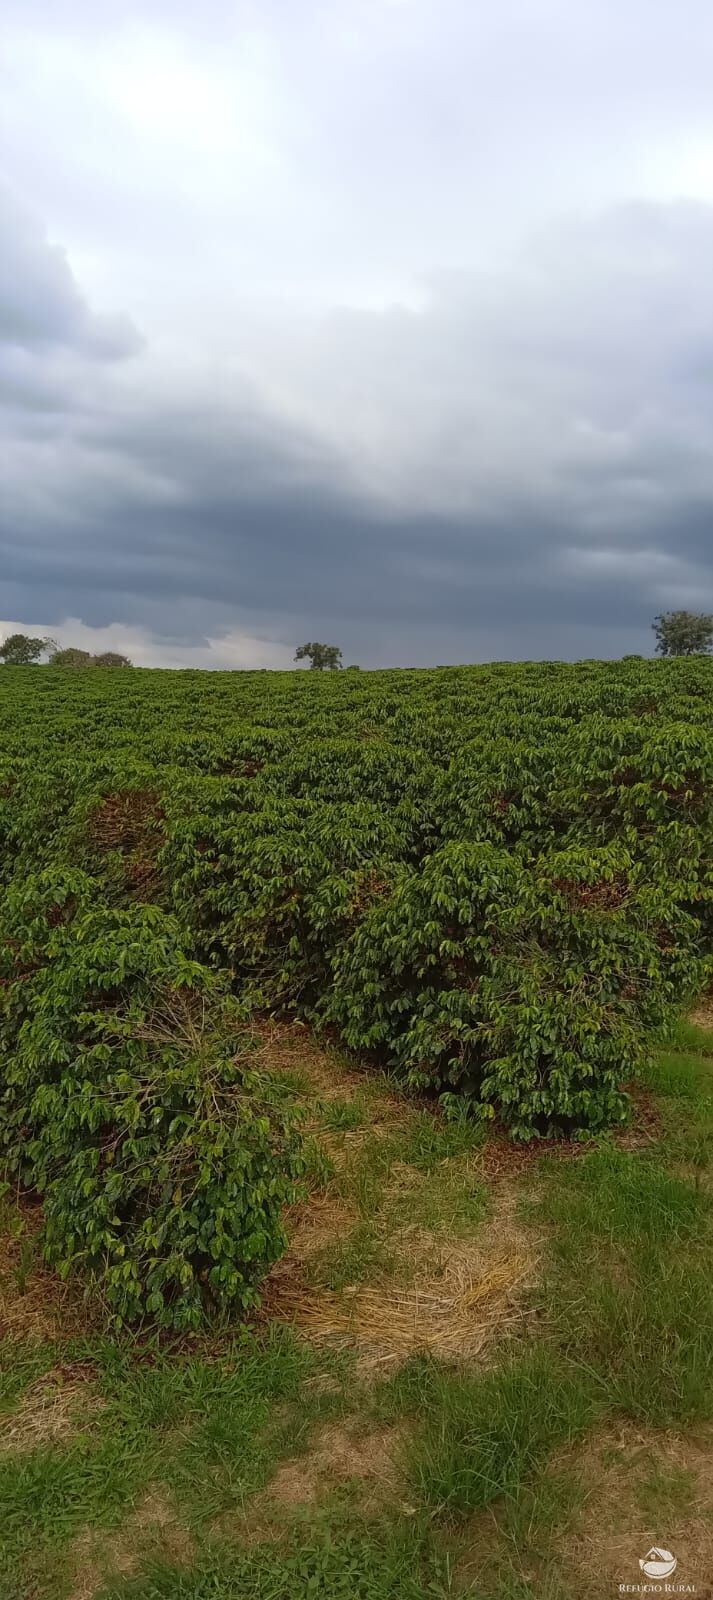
left=265, top=1184, right=540, bottom=1368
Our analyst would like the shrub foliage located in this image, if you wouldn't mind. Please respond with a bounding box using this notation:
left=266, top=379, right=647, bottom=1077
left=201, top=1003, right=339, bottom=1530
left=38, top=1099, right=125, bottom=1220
left=1, top=656, right=712, bottom=1320
left=0, top=876, right=305, bottom=1329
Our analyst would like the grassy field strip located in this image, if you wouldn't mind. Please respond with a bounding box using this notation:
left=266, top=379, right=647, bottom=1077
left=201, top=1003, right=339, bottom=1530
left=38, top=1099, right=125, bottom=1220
left=1, top=1015, right=712, bottom=1598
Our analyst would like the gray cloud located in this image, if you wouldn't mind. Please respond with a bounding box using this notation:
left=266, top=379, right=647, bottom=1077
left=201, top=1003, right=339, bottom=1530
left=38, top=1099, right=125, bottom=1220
left=0, top=188, right=142, bottom=360
left=2, top=4, right=713, bottom=664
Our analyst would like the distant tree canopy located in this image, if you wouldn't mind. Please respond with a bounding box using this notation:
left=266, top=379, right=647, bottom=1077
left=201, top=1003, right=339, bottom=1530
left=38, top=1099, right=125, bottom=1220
left=49, top=649, right=93, bottom=669
left=294, top=642, right=343, bottom=671
left=92, top=651, right=133, bottom=668
left=652, top=611, right=713, bottom=656
left=49, top=647, right=133, bottom=668
left=0, top=633, right=55, bottom=665
left=0, top=634, right=133, bottom=668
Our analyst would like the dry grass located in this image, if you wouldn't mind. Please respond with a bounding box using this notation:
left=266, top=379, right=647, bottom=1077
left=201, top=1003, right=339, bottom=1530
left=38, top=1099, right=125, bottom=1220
left=690, top=996, right=713, bottom=1033
left=557, top=1424, right=713, bottom=1597
left=264, top=1255, right=531, bottom=1368
left=453, top=1424, right=713, bottom=1599
left=256, top=1019, right=402, bottom=1113
left=254, top=1419, right=405, bottom=1513
left=0, top=1199, right=90, bottom=1343
left=265, top=1185, right=539, bottom=1368
left=69, top=1488, right=194, bottom=1600
left=0, top=1364, right=103, bottom=1453
left=260, top=1024, right=543, bottom=1368
left=616, top=1086, right=663, bottom=1149
left=280, top=1192, right=361, bottom=1267
left=215, top=1418, right=410, bottom=1548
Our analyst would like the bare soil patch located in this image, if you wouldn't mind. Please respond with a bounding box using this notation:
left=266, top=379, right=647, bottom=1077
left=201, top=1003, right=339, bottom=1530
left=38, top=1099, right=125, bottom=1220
left=217, top=1418, right=409, bottom=1547
left=479, top=1093, right=661, bottom=1182
left=257, top=1418, right=404, bottom=1512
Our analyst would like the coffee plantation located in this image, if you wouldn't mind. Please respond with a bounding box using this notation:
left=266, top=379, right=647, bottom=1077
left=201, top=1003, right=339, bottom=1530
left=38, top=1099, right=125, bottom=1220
left=1, top=656, right=711, bottom=1325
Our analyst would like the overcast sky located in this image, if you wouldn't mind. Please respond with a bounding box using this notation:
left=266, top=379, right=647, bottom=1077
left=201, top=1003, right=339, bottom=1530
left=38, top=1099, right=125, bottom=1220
left=3, top=0, right=713, bottom=667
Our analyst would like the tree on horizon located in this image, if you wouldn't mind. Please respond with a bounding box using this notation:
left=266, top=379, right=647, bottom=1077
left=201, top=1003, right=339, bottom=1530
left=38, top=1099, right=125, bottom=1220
left=0, top=633, right=55, bottom=665
left=653, top=611, right=713, bottom=656
left=294, top=642, right=343, bottom=671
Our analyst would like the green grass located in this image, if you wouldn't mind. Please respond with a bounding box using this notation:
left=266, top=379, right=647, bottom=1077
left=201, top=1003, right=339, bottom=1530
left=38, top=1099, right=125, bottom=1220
left=332, top=1111, right=486, bottom=1224
left=307, top=1223, right=397, bottom=1290
left=0, top=1327, right=354, bottom=1599
left=317, top=1073, right=399, bottom=1133
left=560, top=1250, right=713, bottom=1425
left=646, top=1048, right=713, bottom=1100
left=0, top=1335, right=62, bottom=1410
left=388, top=1111, right=485, bottom=1170
left=663, top=1017, right=713, bottom=1057
left=445, top=1457, right=590, bottom=1600
left=635, top=1455, right=698, bottom=1523
left=319, top=1095, right=376, bottom=1132
left=387, top=1160, right=489, bottom=1236
left=530, top=1134, right=713, bottom=1429
left=307, top=1105, right=488, bottom=1290
left=97, top=1522, right=453, bottom=1600
left=534, top=1145, right=710, bottom=1244
left=381, top=1346, right=597, bottom=1518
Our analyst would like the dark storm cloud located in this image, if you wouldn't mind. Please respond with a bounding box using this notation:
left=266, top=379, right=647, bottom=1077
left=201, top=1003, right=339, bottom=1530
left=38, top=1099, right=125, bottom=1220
left=0, top=383, right=699, bottom=659
left=2, top=178, right=713, bottom=662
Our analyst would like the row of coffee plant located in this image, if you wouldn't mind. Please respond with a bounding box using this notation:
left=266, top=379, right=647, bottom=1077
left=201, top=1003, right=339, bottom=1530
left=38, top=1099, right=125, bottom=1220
left=1, top=656, right=712, bottom=1321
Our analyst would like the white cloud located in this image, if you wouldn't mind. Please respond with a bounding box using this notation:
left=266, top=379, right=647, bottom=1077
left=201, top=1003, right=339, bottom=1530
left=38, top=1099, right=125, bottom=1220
left=0, top=617, right=294, bottom=669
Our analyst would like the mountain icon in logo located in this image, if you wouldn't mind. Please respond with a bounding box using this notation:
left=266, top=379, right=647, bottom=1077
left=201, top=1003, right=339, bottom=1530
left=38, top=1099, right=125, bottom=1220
left=639, top=1548, right=677, bottom=1579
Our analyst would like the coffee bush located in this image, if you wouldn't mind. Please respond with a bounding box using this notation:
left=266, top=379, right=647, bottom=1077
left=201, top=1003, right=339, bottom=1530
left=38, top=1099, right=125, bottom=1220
left=0, top=889, right=306, bottom=1329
